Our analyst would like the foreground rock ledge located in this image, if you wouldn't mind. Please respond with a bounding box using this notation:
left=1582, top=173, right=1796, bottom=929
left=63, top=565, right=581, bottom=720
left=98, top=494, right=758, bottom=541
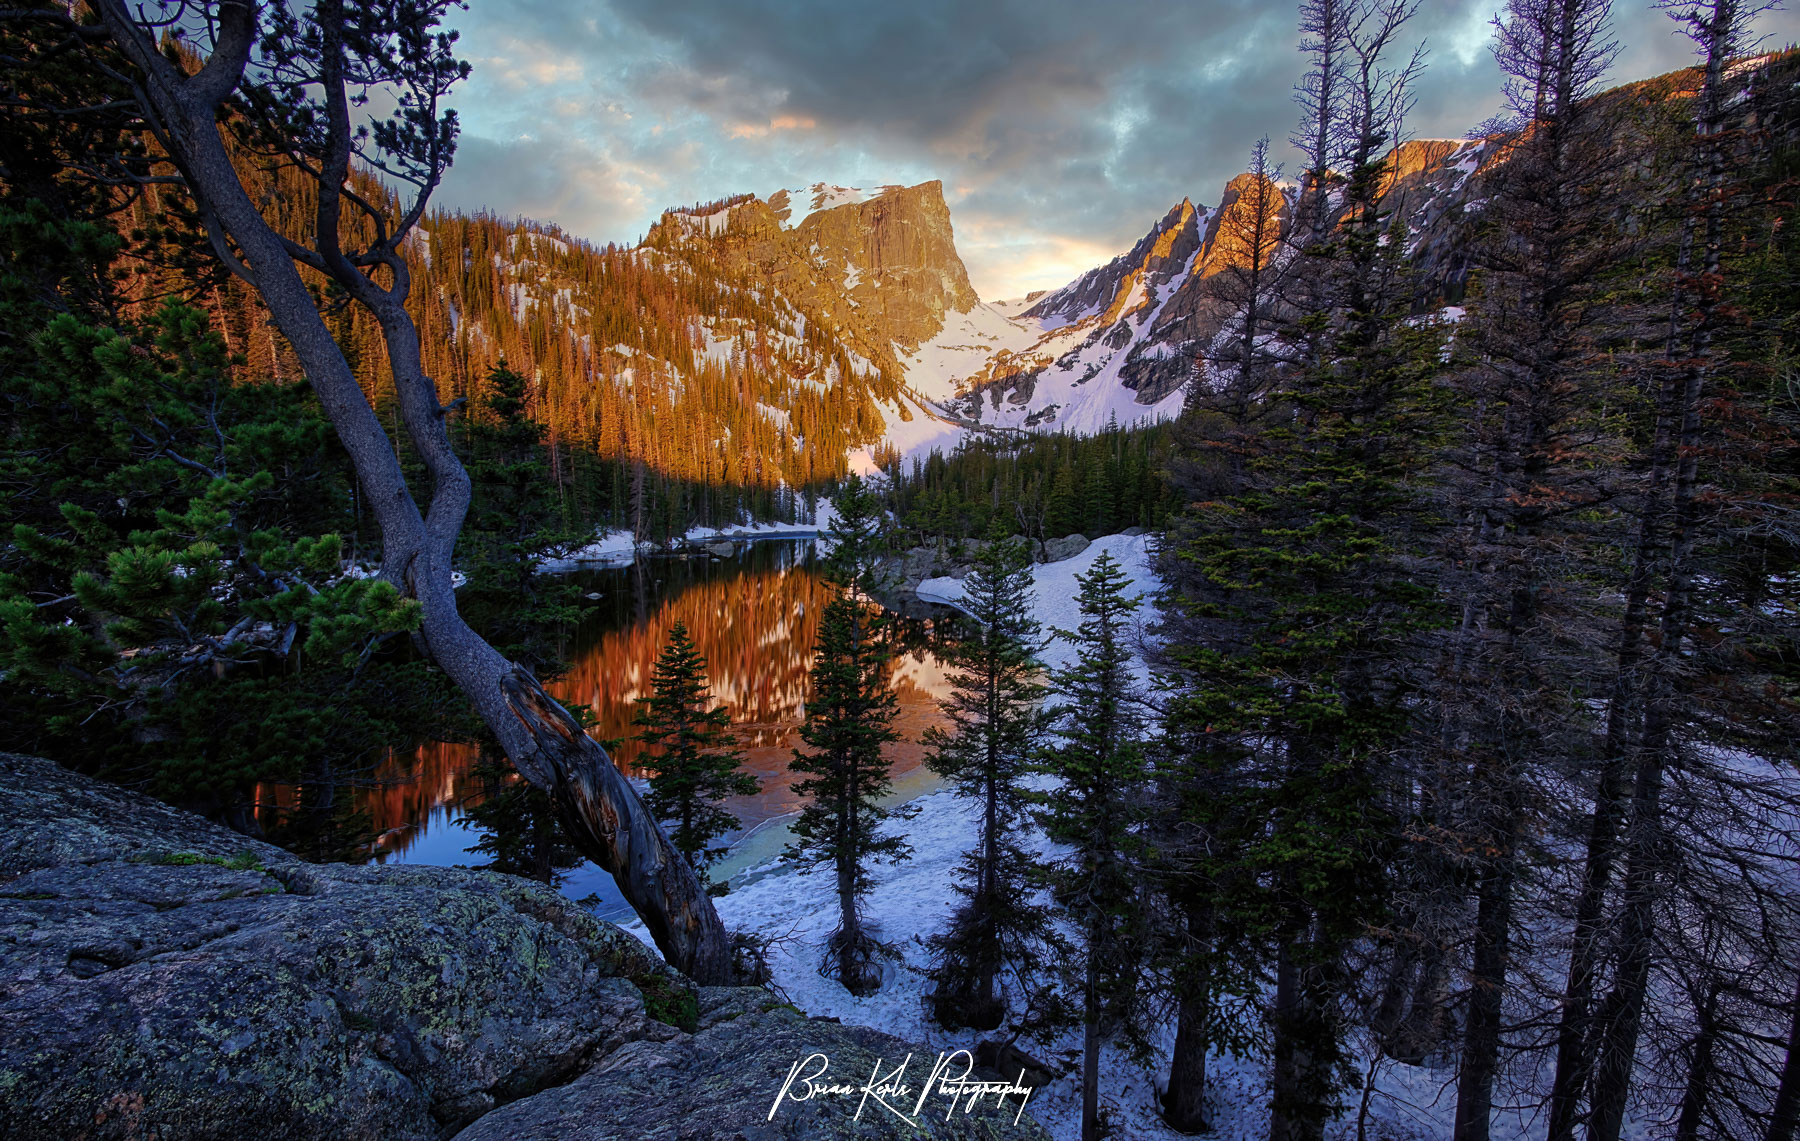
left=0, top=753, right=1050, bottom=1140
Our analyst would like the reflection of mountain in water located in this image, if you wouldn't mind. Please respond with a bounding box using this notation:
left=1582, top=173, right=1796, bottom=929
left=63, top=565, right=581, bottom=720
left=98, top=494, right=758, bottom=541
left=325, top=541, right=957, bottom=863
left=564, top=547, right=828, bottom=769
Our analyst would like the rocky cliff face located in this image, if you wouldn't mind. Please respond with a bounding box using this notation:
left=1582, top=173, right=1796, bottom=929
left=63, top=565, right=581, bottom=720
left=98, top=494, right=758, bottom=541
left=647, top=180, right=980, bottom=377
left=1022, top=198, right=1202, bottom=329
left=931, top=170, right=1299, bottom=432
left=791, top=181, right=981, bottom=348
left=937, top=143, right=1482, bottom=432
left=0, top=753, right=1050, bottom=1141
left=1121, top=170, right=1297, bottom=402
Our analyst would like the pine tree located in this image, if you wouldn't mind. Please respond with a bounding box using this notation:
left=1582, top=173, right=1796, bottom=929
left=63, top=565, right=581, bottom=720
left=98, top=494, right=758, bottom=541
left=454, top=361, right=593, bottom=871
left=1447, top=4, right=1628, bottom=1135
left=632, top=620, right=757, bottom=886
left=786, top=476, right=907, bottom=995
left=461, top=367, right=587, bottom=606
left=0, top=203, right=450, bottom=830
left=1041, top=551, right=1150, bottom=1141
left=1044, top=462, right=1082, bottom=538
left=923, top=526, right=1056, bottom=1030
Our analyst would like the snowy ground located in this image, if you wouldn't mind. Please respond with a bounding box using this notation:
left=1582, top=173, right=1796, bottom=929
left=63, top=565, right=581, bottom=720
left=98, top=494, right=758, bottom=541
left=849, top=390, right=969, bottom=475
left=916, top=533, right=1159, bottom=685
left=538, top=502, right=838, bottom=572
left=605, top=528, right=1633, bottom=1139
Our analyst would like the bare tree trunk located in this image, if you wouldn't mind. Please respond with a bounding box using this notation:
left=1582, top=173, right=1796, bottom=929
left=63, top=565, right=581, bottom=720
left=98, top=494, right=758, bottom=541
left=1395, top=941, right=1449, bottom=1063
left=1586, top=368, right=1709, bottom=1138
left=835, top=822, right=864, bottom=993
left=93, top=0, right=735, bottom=984
left=1269, top=914, right=1333, bottom=1141
left=1549, top=11, right=1739, bottom=1133
left=1269, top=932, right=1301, bottom=1141
left=1579, top=10, right=1739, bottom=1132
left=1545, top=520, right=1658, bottom=1141
left=1766, top=966, right=1800, bottom=1141
left=1453, top=850, right=1516, bottom=1141
left=1082, top=920, right=1103, bottom=1141
left=1296, top=0, right=1346, bottom=249
left=1163, top=894, right=1214, bottom=1134
left=1673, top=982, right=1721, bottom=1141
left=978, top=765, right=998, bottom=1014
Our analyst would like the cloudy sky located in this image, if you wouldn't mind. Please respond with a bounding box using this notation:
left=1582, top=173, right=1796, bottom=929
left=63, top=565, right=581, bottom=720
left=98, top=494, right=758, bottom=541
left=433, top=1, right=1800, bottom=301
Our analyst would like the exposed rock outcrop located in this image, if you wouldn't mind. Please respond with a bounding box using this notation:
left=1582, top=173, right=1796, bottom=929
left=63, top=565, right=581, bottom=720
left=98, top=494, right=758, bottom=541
left=459, top=989, right=1041, bottom=1140
left=1118, top=170, right=1292, bottom=405
left=0, top=753, right=1049, bottom=1141
left=1041, top=534, right=1090, bottom=564
left=646, top=180, right=980, bottom=379
left=1022, top=199, right=1201, bottom=330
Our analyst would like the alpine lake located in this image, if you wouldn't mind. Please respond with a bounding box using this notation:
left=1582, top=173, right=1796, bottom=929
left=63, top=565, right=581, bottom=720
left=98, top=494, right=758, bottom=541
left=263, top=538, right=961, bottom=921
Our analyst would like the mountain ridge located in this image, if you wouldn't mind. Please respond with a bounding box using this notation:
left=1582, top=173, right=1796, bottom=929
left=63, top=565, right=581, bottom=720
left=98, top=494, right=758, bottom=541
left=194, top=54, right=1790, bottom=494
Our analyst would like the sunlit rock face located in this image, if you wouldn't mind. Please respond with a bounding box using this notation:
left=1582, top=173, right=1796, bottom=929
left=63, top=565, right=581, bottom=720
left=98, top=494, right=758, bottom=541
left=1121, top=171, right=1293, bottom=405
left=647, top=179, right=981, bottom=380
left=1022, top=198, right=1203, bottom=330
left=418, top=58, right=1800, bottom=475
left=792, top=180, right=981, bottom=350
left=939, top=168, right=1300, bottom=428
left=943, top=137, right=1503, bottom=428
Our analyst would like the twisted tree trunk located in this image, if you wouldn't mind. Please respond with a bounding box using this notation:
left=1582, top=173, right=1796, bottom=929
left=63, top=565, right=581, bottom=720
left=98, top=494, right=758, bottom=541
left=93, top=0, right=735, bottom=985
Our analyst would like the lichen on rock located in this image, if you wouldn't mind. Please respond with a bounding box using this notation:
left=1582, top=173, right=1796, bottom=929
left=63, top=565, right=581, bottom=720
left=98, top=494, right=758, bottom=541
left=0, top=753, right=1049, bottom=1140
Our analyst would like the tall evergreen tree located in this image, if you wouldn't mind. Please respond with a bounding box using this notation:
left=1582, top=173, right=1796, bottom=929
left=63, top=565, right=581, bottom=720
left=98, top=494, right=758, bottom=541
left=1156, top=6, right=1436, bottom=1134
left=458, top=360, right=584, bottom=666
left=1447, top=4, right=1627, bottom=1135
left=1044, top=462, right=1082, bottom=539
left=786, top=476, right=908, bottom=995
left=454, top=360, right=594, bottom=875
left=1161, top=305, right=1440, bottom=1141
left=1549, top=8, right=1798, bottom=1140
left=633, top=621, right=757, bottom=886
left=923, top=526, right=1057, bottom=1031
left=1041, top=551, right=1150, bottom=1141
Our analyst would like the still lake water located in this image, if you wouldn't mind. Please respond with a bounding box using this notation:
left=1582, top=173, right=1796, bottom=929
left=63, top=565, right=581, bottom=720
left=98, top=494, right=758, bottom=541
left=342, top=539, right=957, bottom=919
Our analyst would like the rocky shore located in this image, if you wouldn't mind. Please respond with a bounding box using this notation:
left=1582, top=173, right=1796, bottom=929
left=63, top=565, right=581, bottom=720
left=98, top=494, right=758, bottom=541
left=0, top=752, right=1049, bottom=1140
left=879, top=531, right=1112, bottom=598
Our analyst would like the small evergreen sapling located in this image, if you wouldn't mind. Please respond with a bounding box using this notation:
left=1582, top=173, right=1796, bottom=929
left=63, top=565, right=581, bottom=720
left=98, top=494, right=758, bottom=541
left=923, top=526, right=1057, bottom=1030
left=1040, top=551, right=1151, bottom=1141
left=632, top=621, right=757, bottom=887
left=785, top=476, right=908, bottom=995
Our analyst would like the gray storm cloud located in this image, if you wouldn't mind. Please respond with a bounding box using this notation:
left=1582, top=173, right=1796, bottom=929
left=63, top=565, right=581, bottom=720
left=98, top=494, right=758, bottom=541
left=434, top=0, right=1800, bottom=298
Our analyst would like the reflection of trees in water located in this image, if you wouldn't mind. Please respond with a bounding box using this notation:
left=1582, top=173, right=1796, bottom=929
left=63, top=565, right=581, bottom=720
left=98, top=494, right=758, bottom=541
left=258, top=738, right=471, bottom=861
left=331, top=546, right=962, bottom=862
left=564, top=559, right=828, bottom=770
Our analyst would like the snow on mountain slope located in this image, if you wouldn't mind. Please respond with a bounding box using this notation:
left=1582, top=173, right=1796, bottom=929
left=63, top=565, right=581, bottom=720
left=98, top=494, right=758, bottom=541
left=623, top=134, right=1497, bottom=473
left=896, top=301, right=1043, bottom=403
left=956, top=237, right=1203, bottom=435
left=765, top=182, right=903, bottom=227
left=911, top=198, right=1214, bottom=436
left=851, top=390, right=969, bottom=474
left=886, top=133, right=1499, bottom=448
